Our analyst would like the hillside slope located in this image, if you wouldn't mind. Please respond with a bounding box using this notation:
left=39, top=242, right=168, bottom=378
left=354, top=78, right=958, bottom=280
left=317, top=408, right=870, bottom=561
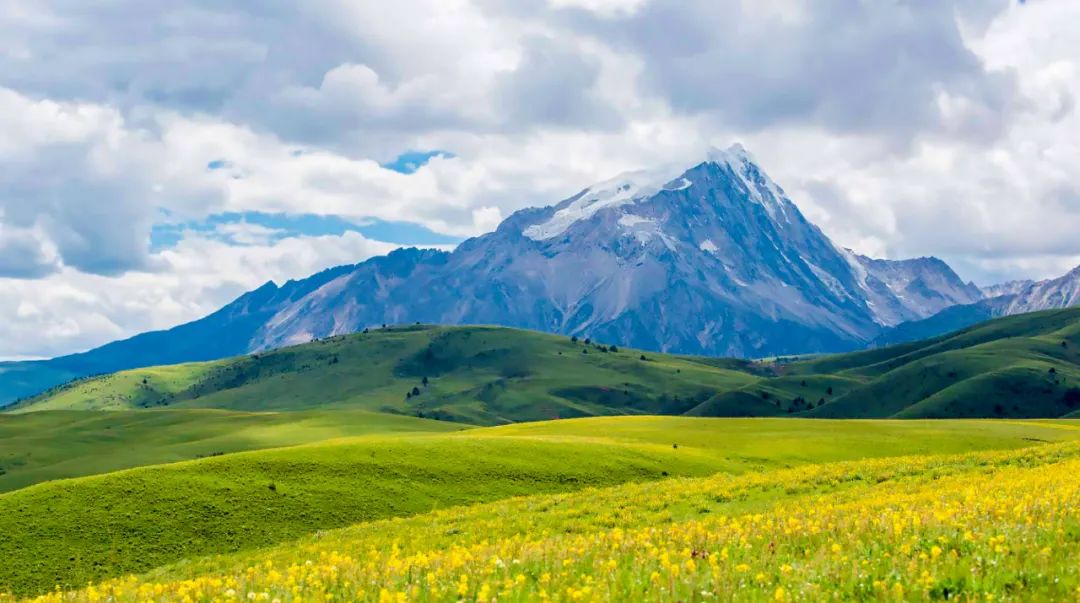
left=2, top=417, right=1077, bottom=596
left=12, top=325, right=761, bottom=424
left=0, top=409, right=461, bottom=492
left=688, top=308, right=1080, bottom=418
left=19, top=310, right=1080, bottom=421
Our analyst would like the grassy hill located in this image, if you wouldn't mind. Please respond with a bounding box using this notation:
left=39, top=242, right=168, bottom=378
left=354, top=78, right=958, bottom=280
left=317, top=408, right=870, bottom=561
left=33, top=439, right=1080, bottom=602
left=0, top=409, right=463, bottom=492
left=690, top=308, right=1080, bottom=418
left=11, top=309, right=1080, bottom=423
left=10, top=325, right=761, bottom=424
left=3, top=416, right=1077, bottom=596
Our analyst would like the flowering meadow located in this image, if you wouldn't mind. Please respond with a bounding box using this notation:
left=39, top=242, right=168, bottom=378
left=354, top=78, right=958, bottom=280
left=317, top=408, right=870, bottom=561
left=10, top=439, right=1080, bottom=602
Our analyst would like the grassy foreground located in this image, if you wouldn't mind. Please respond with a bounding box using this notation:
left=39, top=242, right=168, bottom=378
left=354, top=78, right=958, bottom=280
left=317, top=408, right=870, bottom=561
left=0, top=410, right=462, bottom=492
left=1, top=417, right=1078, bottom=596
left=18, top=438, right=1080, bottom=602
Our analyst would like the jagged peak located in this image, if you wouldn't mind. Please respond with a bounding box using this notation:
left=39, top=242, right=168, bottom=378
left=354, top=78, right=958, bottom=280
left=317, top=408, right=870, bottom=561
left=522, top=143, right=792, bottom=241
left=705, top=142, right=755, bottom=168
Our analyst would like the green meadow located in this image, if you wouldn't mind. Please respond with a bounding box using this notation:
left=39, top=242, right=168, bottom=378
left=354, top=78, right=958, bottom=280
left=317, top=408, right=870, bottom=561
left=2, top=416, right=1078, bottom=596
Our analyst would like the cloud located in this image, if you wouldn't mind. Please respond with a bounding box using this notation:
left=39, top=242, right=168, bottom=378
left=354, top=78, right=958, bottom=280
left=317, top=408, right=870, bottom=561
left=545, top=0, right=1019, bottom=144
left=0, top=230, right=399, bottom=359
left=0, top=224, right=57, bottom=278
left=0, top=89, right=162, bottom=276
left=2, top=0, right=1080, bottom=357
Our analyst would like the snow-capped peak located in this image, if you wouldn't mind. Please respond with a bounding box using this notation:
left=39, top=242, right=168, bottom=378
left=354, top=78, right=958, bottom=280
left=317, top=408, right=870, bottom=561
left=522, top=143, right=796, bottom=242
left=705, top=142, right=755, bottom=167
left=706, top=143, right=790, bottom=221
left=522, top=164, right=688, bottom=241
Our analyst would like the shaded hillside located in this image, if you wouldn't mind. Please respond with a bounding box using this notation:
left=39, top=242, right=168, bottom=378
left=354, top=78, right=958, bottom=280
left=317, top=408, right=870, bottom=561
left=690, top=308, right=1080, bottom=418
left=12, top=325, right=761, bottom=425
left=19, top=310, right=1080, bottom=421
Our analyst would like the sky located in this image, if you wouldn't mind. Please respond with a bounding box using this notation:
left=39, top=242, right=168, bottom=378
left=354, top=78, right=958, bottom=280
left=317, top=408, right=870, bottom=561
left=1, top=0, right=1078, bottom=360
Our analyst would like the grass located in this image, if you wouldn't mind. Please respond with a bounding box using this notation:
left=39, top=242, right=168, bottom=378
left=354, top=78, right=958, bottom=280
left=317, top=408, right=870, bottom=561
left=1, top=416, right=1078, bottom=596
left=690, top=308, right=1080, bottom=418
left=11, top=326, right=759, bottom=424
left=0, top=409, right=463, bottom=492
left=16, top=310, right=1080, bottom=421
left=23, top=437, right=1080, bottom=602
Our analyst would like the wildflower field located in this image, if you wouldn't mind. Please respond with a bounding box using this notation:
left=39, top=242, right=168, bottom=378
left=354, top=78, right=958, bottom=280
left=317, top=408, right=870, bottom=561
left=13, top=436, right=1080, bottom=602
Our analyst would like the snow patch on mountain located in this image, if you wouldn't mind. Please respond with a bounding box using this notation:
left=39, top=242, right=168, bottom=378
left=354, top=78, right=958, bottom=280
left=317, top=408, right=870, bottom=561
left=617, top=214, right=653, bottom=228
left=523, top=166, right=683, bottom=241
left=706, top=144, right=791, bottom=223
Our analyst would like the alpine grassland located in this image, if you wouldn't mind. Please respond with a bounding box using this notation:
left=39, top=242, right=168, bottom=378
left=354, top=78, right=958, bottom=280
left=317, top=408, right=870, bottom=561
left=11, top=437, right=1080, bottom=602
left=1, top=417, right=1078, bottom=598
left=0, top=409, right=463, bottom=492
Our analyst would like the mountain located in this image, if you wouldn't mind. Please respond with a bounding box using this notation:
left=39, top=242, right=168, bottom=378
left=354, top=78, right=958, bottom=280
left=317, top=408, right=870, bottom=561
left=246, top=144, right=978, bottom=356
left=875, top=264, right=1080, bottom=347
left=981, top=279, right=1033, bottom=299
left=0, top=263, right=358, bottom=406
left=0, top=145, right=980, bottom=405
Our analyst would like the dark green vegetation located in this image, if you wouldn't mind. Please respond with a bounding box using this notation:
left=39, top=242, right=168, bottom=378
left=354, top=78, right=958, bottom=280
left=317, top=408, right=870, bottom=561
left=14, top=311, right=1080, bottom=421
left=0, top=410, right=462, bottom=492
left=690, top=308, right=1080, bottom=418
left=17, top=310, right=1080, bottom=422
left=12, top=325, right=759, bottom=423
left=3, top=417, right=1078, bottom=596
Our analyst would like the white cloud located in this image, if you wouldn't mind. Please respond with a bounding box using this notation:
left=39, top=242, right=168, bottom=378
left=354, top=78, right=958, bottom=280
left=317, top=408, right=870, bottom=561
left=1, top=0, right=1080, bottom=357
left=0, top=231, right=398, bottom=359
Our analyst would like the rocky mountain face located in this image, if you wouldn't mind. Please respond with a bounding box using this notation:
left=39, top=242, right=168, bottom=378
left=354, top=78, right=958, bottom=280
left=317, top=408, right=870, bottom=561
left=874, top=264, right=1080, bottom=347
left=247, top=145, right=978, bottom=357
left=0, top=145, right=985, bottom=405
left=996, top=265, right=1080, bottom=314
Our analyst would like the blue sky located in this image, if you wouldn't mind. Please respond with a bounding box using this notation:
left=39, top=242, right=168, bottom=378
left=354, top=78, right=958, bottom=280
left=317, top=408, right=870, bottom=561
left=151, top=211, right=463, bottom=251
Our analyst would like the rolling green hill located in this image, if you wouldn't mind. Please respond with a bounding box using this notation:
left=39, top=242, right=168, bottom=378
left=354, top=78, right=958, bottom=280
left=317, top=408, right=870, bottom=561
left=1, top=417, right=1078, bottom=596
left=12, top=309, right=1080, bottom=422
left=0, top=409, right=463, bottom=492
left=9, top=325, right=761, bottom=424
left=690, top=308, right=1080, bottom=418
left=65, top=440, right=1080, bottom=603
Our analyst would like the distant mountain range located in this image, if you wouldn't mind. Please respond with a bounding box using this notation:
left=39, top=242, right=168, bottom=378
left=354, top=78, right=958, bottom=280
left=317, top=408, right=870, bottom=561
left=874, top=265, right=1080, bottom=347
left=1, top=145, right=1076, bottom=406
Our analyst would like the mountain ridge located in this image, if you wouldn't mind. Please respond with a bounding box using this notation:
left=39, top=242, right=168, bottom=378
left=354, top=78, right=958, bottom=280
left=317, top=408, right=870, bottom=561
left=875, top=263, right=1080, bottom=347
left=0, top=145, right=986, bottom=405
